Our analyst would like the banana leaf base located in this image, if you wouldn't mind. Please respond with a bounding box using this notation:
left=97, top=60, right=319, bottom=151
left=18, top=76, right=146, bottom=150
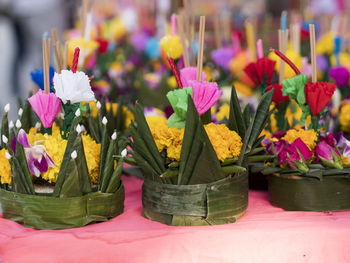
left=268, top=174, right=350, bottom=211
left=142, top=173, right=248, bottom=226
left=0, top=182, right=125, bottom=229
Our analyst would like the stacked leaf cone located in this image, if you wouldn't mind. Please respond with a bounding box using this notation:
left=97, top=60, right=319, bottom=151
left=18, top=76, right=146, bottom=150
left=0, top=102, right=126, bottom=230
left=128, top=87, right=273, bottom=226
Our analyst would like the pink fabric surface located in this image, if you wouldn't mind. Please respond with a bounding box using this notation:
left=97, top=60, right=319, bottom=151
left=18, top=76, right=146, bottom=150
left=1, top=175, right=350, bottom=263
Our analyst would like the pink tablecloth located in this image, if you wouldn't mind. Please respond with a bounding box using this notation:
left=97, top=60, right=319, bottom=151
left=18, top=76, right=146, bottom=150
left=1, top=175, right=350, bottom=263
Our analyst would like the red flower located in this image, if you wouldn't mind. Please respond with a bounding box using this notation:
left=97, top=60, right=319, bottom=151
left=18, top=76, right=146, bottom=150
left=244, top=58, right=276, bottom=87
left=96, top=38, right=109, bottom=54
left=266, top=83, right=289, bottom=108
left=305, top=82, right=336, bottom=116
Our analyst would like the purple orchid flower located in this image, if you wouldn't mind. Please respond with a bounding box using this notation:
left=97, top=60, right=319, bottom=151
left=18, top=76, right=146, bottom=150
left=335, top=131, right=350, bottom=161
left=315, top=140, right=342, bottom=169
left=17, top=129, right=55, bottom=177
left=279, top=138, right=312, bottom=172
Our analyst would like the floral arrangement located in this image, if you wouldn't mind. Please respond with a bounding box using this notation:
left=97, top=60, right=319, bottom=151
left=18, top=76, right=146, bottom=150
left=126, top=16, right=273, bottom=226
left=0, top=40, right=127, bottom=229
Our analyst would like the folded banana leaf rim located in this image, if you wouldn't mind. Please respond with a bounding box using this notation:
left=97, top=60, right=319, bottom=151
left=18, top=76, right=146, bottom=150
left=142, top=172, right=248, bottom=226
left=0, top=182, right=125, bottom=230
left=267, top=173, right=350, bottom=211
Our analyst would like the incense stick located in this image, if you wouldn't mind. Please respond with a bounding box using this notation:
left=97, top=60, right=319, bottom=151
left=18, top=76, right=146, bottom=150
left=309, top=24, right=317, bottom=83
left=177, top=14, right=190, bottom=67
left=42, top=38, right=50, bottom=94
left=214, top=16, right=222, bottom=49
left=81, top=0, right=89, bottom=37
left=278, top=29, right=288, bottom=84
left=197, top=16, right=205, bottom=81
left=51, top=28, right=62, bottom=72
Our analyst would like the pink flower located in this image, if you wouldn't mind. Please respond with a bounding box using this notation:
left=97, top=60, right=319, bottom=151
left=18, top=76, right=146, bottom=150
left=187, top=80, right=222, bottom=115
left=28, top=90, right=61, bottom=128
left=278, top=138, right=312, bottom=171
left=180, top=67, right=207, bottom=88
left=315, top=140, right=342, bottom=169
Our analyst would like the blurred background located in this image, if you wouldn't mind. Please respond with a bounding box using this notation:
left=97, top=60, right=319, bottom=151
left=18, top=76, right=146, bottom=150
left=0, top=0, right=347, bottom=118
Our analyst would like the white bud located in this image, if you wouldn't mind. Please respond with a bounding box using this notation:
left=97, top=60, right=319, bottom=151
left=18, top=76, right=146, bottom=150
left=15, top=120, right=22, bottom=129
left=76, top=124, right=82, bottom=134
left=2, top=135, right=8, bottom=144
left=75, top=108, right=81, bottom=117
left=102, top=116, right=108, bottom=125
left=121, top=148, right=127, bottom=157
left=96, top=101, right=101, bottom=109
left=35, top=122, right=41, bottom=130
left=4, top=103, right=10, bottom=113
left=80, top=125, right=86, bottom=133
left=9, top=121, right=14, bottom=129
left=111, top=131, right=117, bottom=140
left=71, top=150, right=77, bottom=160
left=5, top=151, right=11, bottom=160
left=18, top=108, right=23, bottom=117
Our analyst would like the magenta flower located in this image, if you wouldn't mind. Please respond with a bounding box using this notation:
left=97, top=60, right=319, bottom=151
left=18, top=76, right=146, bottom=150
left=187, top=80, right=222, bottom=115
left=315, top=140, right=342, bottom=169
left=329, top=66, right=350, bottom=87
left=180, top=67, right=207, bottom=88
left=278, top=138, right=312, bottom=172
left=17, top=129, right=55, bottom=177
left=28, top=90, right=61, bottom=128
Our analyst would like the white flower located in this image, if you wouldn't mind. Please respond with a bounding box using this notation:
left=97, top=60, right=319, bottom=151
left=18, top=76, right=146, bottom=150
left=96, top=101, right=101, bottom=109
left=4, top=103, right=10, bottom=113
left=102, top=116, right=108, bottom=125
left=76, top=124, right=82, bottom=134
left=2, top=135, right=8, bottom=144
left=53, top=70, right=96, bottom=104
left=75, top=108, right=81, bottom=117
left=18, top=108, right=23, bottom=117
left=9, top=121, right=14, bottom=129
left=35, top=122, right=41, bottom=130
left=16, top=120, right=22, bottom=129
left=5, top=151, right=11, bottom=160
left=71, top=150, right=77, bottom=160
left=121, top=148, right=127, bottom=157
left=111, top=131, right=117, bottom=140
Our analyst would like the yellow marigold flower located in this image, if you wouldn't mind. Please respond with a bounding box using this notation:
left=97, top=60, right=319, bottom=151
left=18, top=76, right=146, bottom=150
left=203, top=66, right=214, bottom=81
left=0, top=149, right=11, bottom=184
left=316, top=32, right=335, bottom=55
left=282, top=128, right=318, bottom=150
left=147, top=118, right=243, bottom=162
left=233, top=81, right=253, bottom=97
left=341, top=155, right=350, bottom=165
left=268, top=49, right=302, bottom=79
left=160, top=35, right=183, bottom=60
left=216, top=104, right=230, bottom=121
left=167, top=76, right=177, bottom=89
left=204, top=123, right=243, bottom=161
left=260, top=129, right=272, bottom=145
left=340, top=102, right=350, bottom=132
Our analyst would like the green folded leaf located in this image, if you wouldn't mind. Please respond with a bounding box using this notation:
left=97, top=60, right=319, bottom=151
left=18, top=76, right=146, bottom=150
left=228, top=86, right=246, bottom=138
left=221, top=165, right=246, bottom=175
left=243, top=104, right=251, bottom=130
left=178, top=96, right=224, bottom=185
left=86, top=104, right=101, bottom=143
left=105, top=159, right=123, bottom=193
left=247, top=155, right=274, bottom=162
left=221, top=158, right=238, bottom=166
left=20, top=100, right=34, bottom=133
left=101, top=137, right=117, bottom=192
left=160, top=169, right=179, bottom=179
left=200, top=109, right=211, bottom=125
left=1, top=110, right=9, bottom=148
left=248, top=147, right=265, bottom=156
left=98, top=123, right=110, bottom=189
left=59, top=156, right=83, bottom=197
left=9, top=155, right=31, bottom=194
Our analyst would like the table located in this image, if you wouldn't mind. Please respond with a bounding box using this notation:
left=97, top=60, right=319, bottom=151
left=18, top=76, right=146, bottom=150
left=1, top=175, right=350, bottom=263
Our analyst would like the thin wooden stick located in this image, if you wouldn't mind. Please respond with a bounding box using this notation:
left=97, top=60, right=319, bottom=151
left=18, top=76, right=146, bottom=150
left=42, top=38, right=47, bottom=93
left=52, top=28, right=62, bottom=72
left=43, top=38, right=50, bottom=94
left=278, top=29, right=289, bottom=84
left=309, top=24, right=317, bottom=83
left=177, top=14, right=190, bottom=67
left=47, top=37, right=51, bottom=68
left=63, top=41, right=68, bottom=70
left=214, top=16, right=222, bottom=49
left=197, top=16, right=205, bottom=81
left=291, top=23, right=300, bottom=53
left=81, top=0, right=89, bottom=37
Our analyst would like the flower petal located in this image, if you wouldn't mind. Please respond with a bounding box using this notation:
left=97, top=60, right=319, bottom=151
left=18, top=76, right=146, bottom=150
left=17, top=129, right=31, bottom=148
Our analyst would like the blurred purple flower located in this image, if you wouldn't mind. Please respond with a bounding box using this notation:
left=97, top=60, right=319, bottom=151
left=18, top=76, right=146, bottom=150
left=210, top=47, right=234, bottom=70
left=131, top=32, right=149, bottom=53
left=316, top=55, right=328, bottom=72
left=329, top=66, right=350, bottom=87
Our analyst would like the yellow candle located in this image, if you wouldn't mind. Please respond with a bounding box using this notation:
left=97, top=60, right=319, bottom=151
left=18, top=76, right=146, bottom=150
left=245, top=21, right=256, bottom=61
